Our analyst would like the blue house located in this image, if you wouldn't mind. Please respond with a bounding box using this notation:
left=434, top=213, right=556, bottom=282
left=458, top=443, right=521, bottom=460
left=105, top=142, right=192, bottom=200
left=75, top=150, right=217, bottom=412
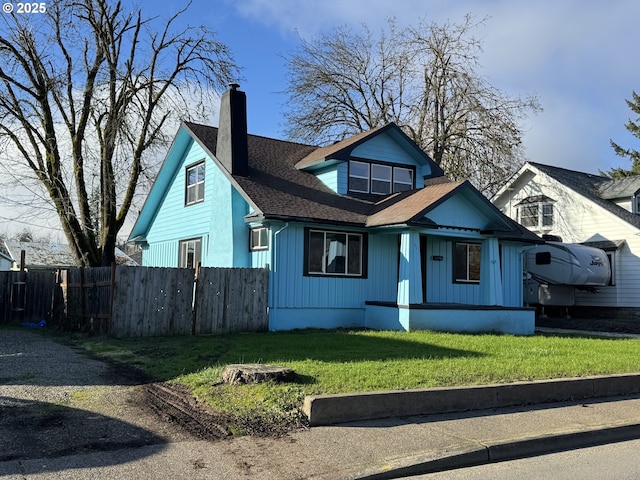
left=129, top=85, right=540, bottom=334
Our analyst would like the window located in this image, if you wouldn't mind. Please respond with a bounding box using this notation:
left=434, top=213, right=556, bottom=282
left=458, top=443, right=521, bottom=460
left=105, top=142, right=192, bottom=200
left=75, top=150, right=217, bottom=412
left=517, top=196, right=555, bottom=231
left=250, top=227, right=269, bottom=251
left=185, top=162, right=205, bottom=205
left=348, top=160, right=415, bottom=195
left=394, top=167, right=414, bottom=192
left=371, top=164, right=392, bottom=194
left=304, top=228, right=367, bottom=277
left=178, top=238, right=202, bottom=268
left=453, top=242, right=481, bottom=283
left=348, top=161, right=370, bottom=193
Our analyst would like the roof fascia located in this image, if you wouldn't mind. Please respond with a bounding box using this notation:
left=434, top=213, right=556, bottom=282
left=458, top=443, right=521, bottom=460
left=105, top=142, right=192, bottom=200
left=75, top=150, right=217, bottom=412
left=184, top=123, right=262, bottom=217
left=128, top=124, right=193, bottom=241
left=490, top=162, right=536, bottom=202
left=129, top=122, right=264, bottom=242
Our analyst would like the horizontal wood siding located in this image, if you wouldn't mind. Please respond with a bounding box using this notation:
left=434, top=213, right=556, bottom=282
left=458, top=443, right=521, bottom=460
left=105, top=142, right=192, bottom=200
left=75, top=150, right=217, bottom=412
left=143, top=140, right=250, bottom=268
left=351, top=132, right=419, bottom=166
left=315, top=166, right=339, bottom=192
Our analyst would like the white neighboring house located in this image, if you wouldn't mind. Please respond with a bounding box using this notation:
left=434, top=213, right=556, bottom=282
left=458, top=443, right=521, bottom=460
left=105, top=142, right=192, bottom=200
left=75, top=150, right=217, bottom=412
left=492, top=161, right=640, bottom=318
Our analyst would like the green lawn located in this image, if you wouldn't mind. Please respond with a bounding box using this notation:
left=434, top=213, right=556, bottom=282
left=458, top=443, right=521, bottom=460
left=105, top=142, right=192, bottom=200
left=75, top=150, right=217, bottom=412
left=65, top=328, right=640, bottom=434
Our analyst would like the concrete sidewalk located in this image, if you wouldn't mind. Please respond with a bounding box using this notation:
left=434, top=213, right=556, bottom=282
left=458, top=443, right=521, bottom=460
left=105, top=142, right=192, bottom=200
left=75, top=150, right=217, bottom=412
left=4, top=393, right=640, bottom=479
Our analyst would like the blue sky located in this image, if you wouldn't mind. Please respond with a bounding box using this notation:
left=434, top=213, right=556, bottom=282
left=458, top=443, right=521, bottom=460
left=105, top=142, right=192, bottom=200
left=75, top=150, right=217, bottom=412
left=154, top=0, right=639, bottom=175
left=2, top=0, right=639, bottom=239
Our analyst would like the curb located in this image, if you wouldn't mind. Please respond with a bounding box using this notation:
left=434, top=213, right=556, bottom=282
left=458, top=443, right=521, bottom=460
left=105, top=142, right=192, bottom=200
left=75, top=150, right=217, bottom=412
left=334, top=421, right=640, bottom=480
left=304, top=373, right=640, bottom=426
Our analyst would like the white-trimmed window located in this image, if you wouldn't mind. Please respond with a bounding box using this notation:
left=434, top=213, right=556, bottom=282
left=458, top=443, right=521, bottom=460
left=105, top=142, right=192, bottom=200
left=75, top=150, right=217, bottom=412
left=349, top=161, right=370, bottom=193
left=517, top=196, right=555, bottom=231
left=393, top=167, right=414, bottom=192
left=185, top=162, right=205, bottom=205
left=371, top=164, right=392, bottom=194
left=178, top=238, right=202, bottom=268
left=453, top=242, right=481, bottom=283
left=250, top=227, right=269, bottom=251
left=348, top=160, right=415, bottom=195
left=305, top=228, right=367, bottom=277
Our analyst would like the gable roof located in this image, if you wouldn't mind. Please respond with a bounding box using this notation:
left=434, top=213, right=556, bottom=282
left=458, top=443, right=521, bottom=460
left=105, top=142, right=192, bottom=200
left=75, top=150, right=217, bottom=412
left=131, top=121, right=538, bottom=243
left=294, top=123, right=444, bottom=178
left=597, top=175, right=640, bottom=199
left=511, top=162, right=640, bottom=230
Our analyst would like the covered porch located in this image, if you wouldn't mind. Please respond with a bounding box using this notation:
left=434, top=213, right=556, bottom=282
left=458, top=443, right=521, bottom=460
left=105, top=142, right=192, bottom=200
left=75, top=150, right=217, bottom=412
left=365, top=230, right=536, bottom=335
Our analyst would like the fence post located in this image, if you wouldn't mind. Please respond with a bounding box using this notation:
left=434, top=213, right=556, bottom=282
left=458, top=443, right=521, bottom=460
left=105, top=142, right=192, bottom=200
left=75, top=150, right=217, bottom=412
left=191, top=262, right=200, bottom=335
left=108, top=263, right=116, bottom=336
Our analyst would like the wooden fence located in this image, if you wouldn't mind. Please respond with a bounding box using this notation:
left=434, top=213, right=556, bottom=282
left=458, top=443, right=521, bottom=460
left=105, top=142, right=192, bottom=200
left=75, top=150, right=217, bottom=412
left=1, top=266, right=269, bottom=337
left=0, top=270, right=62, bottom=325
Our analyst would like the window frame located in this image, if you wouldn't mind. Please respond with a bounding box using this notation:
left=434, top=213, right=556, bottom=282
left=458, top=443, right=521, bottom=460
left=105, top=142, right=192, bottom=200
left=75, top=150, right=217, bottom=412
left=370, top=163, right=392, bottom=195
left=303, top=228, right=368, bottom=278
left=249, top=227, right=269, bottom=251
left=348, top=159, right=415, bottom=195
left=348, top=160, right=370, bottom=194
left=517, top=197, right=554, bottom=231
left=453, top=241, right=482, bottom=284
left=393, top=167, right=414, bottom=192
left=185, top=161, right=205, bottom=206
left=178, top=237, right=202, bottom=268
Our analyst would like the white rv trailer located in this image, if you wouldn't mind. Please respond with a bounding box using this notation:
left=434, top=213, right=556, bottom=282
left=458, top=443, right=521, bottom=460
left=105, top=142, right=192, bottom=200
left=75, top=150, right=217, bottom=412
left=523, top=242, right=610, bottom=307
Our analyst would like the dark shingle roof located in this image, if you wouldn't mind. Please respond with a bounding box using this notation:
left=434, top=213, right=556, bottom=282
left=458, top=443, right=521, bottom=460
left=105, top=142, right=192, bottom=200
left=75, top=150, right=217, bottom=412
left=529, top=162, right=640, bottom=230
left=185, top=122, right=374, bottom=226
left=182, top=121, right=536, bottom=242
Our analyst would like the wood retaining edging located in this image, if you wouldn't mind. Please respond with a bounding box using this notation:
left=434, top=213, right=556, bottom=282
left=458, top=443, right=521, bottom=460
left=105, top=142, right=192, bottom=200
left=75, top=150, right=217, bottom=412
left=303, top=373, right=640, bottom=426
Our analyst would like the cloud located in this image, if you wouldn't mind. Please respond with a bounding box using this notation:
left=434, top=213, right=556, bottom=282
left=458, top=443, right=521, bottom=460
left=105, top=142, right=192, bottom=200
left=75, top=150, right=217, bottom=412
left=227, top=0, right=640, bottom=173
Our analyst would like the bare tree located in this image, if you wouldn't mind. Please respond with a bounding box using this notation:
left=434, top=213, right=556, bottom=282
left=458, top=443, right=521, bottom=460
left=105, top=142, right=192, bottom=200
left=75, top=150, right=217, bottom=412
left=283, top=16, right=541, bottom=195
left=0, top=0, right=238, bottom=266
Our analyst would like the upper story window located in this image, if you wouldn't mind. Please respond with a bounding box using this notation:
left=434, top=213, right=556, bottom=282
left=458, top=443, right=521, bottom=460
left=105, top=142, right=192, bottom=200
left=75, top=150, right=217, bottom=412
left=185, top=161, right=205, bottom=205
left=348, top=160, right=414, bottom=195
left=516, top=195, right=554, bottom=231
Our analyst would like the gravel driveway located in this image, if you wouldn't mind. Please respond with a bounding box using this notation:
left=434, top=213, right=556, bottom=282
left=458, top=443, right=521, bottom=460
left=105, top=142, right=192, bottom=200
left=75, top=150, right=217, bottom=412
left=0, top=329, right=194, bottom=468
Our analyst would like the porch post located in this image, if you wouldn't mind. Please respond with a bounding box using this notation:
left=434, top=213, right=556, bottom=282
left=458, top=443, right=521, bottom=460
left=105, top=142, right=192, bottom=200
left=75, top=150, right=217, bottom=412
left=480, top=237, right=503, bottom=306
left=397, top=231, right=423, bottom=306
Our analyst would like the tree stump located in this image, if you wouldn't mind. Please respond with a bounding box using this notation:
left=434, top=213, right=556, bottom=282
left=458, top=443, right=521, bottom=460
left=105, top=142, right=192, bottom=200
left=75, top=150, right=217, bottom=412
left=221, top=364, right=296, bottom=385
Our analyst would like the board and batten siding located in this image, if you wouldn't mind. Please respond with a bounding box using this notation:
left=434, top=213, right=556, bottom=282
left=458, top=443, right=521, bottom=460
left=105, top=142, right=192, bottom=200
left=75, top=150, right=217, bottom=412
left=270, top=224, right=397, bottom=310
left=424, top=237, right=522, bottom=307
left=496, top=169, right=640, bottom=308
left=143, top=141, right=250, bottom=268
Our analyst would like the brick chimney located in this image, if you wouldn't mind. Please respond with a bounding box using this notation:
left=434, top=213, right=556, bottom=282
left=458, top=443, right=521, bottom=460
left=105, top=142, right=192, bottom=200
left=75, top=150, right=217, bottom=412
left=217, top=83, right=249, bottom=176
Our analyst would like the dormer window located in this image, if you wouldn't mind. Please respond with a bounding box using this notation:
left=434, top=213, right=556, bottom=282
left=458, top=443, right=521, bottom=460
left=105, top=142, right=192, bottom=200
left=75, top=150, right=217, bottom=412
left=348, top=160, right=414, bottom=195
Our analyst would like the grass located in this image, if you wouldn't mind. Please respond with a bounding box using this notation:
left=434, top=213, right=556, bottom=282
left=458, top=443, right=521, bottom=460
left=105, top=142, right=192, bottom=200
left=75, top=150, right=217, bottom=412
left=49, top=328, right=640, bottom=434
